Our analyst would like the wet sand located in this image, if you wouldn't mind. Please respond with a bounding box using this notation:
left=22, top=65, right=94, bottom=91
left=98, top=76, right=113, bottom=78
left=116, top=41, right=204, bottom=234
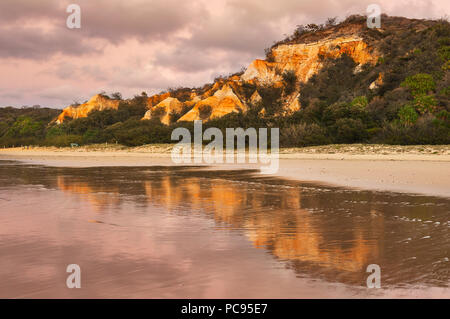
left=1, top=163, right=449, bottom=298
left=1, top=145, right=449, bottom=197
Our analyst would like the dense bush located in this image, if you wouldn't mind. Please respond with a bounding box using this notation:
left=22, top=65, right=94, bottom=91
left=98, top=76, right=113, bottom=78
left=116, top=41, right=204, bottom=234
left=282, top=70, right=297, bottom=95
left=375, top=115, right=450, bottom=145
left=280, top=123, right=330, bottom=147
left=198, top=105, right=212, bottom=120
left=258, top=85, right=283, bottom=116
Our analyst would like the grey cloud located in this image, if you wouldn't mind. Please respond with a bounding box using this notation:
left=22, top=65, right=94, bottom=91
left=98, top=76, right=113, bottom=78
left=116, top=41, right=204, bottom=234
left=0, top=0, right=63, bottom=23
left=3, top=0, right=447, bottom=62
left=53, top=62, right=79, bottom=79
left=0, top=0, right=448, bottom=108
left=0, top=90, right=24, bottom=100
left=0, top=0, right=206, bottom=60
left=78, top=0, right=206, bottom=44
left=153, top=46, right=246, bottom=73
left=106, top=66, right=173, bottom=90
left=80, top=65, right=110, bottom=82
left=0, top=25, right=101, bottom=59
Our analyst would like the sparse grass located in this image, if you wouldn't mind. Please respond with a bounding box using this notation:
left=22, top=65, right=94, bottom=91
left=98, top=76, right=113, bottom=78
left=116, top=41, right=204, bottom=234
left=9, top=143, right=450, bottom=156
left=279, top=144, right=450, bottom=155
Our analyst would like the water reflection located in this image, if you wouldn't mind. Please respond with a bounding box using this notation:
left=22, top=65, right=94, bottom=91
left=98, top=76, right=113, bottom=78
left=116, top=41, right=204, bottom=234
left=0, top=162, right=449, bottom=297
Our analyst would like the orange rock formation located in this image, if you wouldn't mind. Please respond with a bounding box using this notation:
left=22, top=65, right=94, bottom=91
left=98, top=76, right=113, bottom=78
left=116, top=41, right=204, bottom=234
left=178, top=84, right=247, bottom=122
left=55, top=31, right=378, bottom=124
left=142, top=97, right=184, bottom=125
left=55, top=94, right=120, bottom=124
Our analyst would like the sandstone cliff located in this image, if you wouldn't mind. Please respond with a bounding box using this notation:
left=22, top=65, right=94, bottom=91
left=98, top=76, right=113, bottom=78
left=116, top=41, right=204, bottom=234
left=55, top=94, right=120, bottom=124
left=55, top=21, right=379, bottom=125
left=178, top=84, right=247, bottom=122
left=142, top=97, right=184, bottom=125
left=242, top=36, right=377, bottom=83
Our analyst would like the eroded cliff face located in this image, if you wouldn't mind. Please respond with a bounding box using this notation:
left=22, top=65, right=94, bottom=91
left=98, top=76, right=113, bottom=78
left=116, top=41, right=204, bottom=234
left=55, top=27, right=379, bottom=125
left=146, top=92, right=171, bottom=108
left=242, top=36, right=377, bottom=84
left=142, top=97, right=184, bottom=125
left=55, top=94, right=120, bottom=124
left=178, top=84, right=247, bottom=122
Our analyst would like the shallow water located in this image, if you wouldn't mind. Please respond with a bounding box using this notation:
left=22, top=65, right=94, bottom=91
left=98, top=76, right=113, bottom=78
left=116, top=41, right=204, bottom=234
left=0, top=160, right=449, bottom=298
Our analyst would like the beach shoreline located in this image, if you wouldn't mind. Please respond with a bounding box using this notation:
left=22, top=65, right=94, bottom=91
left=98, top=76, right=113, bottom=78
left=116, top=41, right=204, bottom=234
left=1, top=144, right=449, bottom=197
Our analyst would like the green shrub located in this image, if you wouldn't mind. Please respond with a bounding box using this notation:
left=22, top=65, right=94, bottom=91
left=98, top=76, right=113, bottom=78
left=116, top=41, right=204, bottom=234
left=401, top=73, right=436, bottom=96
left=398, top=105, right=419, bottom=126
left=375, top=115, right=450, bottom=144
left=412, top=94, right=438, bottom=114
left=350, top=96, right=368, bottom=109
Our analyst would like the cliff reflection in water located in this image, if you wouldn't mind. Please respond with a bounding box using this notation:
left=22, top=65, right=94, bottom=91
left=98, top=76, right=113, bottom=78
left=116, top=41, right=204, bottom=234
left=44, top=165, right=449, bottom=287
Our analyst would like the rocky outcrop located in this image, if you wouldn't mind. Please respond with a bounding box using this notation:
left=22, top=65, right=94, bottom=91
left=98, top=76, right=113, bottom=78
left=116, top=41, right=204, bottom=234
left=178, top=85, right=247, bottom=122
left=55, top=25, right=379, bottom=125
left=286, top=94, right=301, bottom=113
left=147, top=92, right=171, bottom=108
left=242, top=36, right=377, bottom=84
left=142, top=97, right=184, bottom=125
left=250, top=90, right=262, bottom=104
left=369, top=73, right=384, bottom=90
left=173, top=35, right=377, bottom=122
left=55, top=94, right=120, bottom=124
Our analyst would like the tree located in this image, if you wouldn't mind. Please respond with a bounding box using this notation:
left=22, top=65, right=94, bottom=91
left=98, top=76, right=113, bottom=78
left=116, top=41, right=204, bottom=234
left=326, top=17, right=338, bottom=27
left=111, top=92, right=122, bottom=100
left=293, top=25, right=306, bottom=38
left=5, top=116, right=42, bottom=138
left=305, top=24, right=321, bottom=32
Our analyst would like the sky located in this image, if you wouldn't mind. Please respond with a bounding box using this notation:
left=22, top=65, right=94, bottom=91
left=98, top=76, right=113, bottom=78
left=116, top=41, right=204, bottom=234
left=0, top=0, right=449, bottom=108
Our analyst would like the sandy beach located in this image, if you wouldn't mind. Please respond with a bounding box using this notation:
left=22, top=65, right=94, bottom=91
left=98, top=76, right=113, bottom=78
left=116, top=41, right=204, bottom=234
left=1, top=144, right=449, bottom=197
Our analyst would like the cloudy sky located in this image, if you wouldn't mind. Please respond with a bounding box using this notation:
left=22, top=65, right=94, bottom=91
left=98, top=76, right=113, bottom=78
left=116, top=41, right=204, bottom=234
left=0, top=0, right=449, bottom=108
